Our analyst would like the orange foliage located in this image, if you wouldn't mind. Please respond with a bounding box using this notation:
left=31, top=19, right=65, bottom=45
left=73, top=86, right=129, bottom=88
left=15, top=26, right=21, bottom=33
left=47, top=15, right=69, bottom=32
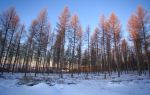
left=59, top=6, right=70, bottom=28
left=71, top=14, right=79, bottom=29
left=108, top=12, right=121, bottom=42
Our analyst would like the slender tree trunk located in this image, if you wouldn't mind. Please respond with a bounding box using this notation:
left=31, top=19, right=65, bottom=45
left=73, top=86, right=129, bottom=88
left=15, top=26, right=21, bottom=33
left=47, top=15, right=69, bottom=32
left=2, top=30, right=15, bottom=74
left=0, top=27, right=9, bottom=73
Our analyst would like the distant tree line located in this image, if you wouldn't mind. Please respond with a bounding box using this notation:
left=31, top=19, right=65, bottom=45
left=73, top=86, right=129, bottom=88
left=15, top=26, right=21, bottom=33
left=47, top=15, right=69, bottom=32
left=0, top=6, right=150, bottom=78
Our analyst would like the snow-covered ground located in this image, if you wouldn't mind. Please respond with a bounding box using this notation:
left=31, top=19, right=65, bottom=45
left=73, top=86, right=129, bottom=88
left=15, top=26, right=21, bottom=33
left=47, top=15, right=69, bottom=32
left=0, top=72, right=150, bottom=95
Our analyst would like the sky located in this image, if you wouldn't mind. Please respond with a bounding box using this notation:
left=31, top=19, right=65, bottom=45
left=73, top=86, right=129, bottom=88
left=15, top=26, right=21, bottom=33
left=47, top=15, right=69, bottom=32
left=0, top=0, right=150, bottom=40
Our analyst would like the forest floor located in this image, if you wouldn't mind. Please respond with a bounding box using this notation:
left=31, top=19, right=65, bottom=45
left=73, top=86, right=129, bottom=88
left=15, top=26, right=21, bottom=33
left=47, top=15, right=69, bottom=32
left=0, top=72, right=150, bottom=95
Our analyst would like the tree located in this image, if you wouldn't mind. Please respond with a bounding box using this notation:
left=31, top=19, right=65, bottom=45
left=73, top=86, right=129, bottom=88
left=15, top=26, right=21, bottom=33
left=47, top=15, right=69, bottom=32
left=121, top=39, right=128, bottom=73
left=12, top=25, right=25, bottom=74
left=99, top=15, right=112, bottom=76
left=105, top=20, right=112, bottom=76
left=99, top=15, right=107, bottom=78
left=128, top=5, right=150, bottom=76
left=0, top=7, right=19, bottom=74
left=76, top=25, right=82, bottom=75
left=28, top=9, right=50, bottom=77
left=84, top=26, right=91, bottom=77
left=128, top=13, right=143, bottom=76
left=54, top=6, right=70, bottom=78
left=108, top=13, right=121, bottom=77
left=70, top=14, right=80, bottom=77
left=90, top=27, right=99, bottom=73
left=136, top=6, right=150, bottom=75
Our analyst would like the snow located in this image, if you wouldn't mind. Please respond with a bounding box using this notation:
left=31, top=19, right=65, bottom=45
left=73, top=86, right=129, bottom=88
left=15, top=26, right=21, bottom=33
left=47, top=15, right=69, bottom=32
left=0, top=72, right=150, bottom=95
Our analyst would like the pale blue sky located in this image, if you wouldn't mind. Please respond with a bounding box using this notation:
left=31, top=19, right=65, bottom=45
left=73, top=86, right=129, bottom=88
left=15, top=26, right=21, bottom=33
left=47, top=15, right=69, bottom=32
left=0, top=0, right=150, bottom=40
